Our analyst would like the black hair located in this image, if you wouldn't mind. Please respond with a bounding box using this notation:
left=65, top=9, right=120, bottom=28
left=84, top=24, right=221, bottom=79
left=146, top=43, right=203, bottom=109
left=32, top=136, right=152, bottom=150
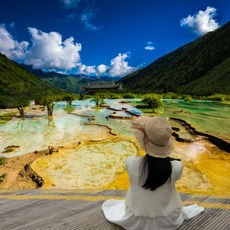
left=139, top=154, right=172, bottom=190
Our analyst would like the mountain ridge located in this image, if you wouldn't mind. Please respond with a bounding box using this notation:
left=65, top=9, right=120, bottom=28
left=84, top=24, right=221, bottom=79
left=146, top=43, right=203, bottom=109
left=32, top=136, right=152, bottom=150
left=0, top=53, right=66, bottom=108
left=20, top=64, right=122, bottom=93
left=120, top=21, right=230, bottom=95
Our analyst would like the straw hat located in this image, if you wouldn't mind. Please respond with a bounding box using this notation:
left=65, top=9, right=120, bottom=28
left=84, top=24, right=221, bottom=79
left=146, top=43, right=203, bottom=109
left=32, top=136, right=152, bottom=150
left=132, top=116, right=173, bottom=158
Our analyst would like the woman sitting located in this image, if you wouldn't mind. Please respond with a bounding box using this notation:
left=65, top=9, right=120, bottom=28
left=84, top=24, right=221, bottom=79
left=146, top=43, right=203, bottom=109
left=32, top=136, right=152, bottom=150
left=102, top=116, right=204, bottom=230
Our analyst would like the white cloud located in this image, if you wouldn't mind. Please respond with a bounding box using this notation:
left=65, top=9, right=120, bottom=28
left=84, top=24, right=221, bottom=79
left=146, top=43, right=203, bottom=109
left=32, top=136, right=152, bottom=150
left=144, top=41, right=155, bottom=51
left=0, top=25, right=135, bottom=77
left=79, top=64, right=97, bottom=75
left=180, top=6, right=219, bottom=35
left=78, top=64, right=108, bottom=76
left=0, top=24, right=29, bottom=60
left=109, top=53, right=135, bottom=77
left=60, top=0, right=81, bottom=9
left=78, top=53, right=135, bottom=77
left=97, top=64, right=108, bottom=75
left=25, top=27, right=82, bottom=70
left=81, top=11, right=101, bottom=31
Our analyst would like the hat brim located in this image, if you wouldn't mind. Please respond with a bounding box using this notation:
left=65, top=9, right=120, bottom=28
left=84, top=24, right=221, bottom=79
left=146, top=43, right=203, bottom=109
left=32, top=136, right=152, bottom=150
left=131, top=116, right=174, bottom=158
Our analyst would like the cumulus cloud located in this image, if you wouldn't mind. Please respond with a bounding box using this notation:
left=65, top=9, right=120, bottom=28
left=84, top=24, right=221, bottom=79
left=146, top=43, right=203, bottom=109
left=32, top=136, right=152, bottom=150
left=144, top=41, right=155, bottom=51
left=78, top=64, right=108, bottom=76
left=0, top=25, right=135, bottom=77
left=79, top=64, right=97, bottom=75
left=109, top=53, right=135, bottom=77
left=0, top=24, right=29, bottom=60
left=78, top=53, right=135, bottom=77
left=25, top=28, right=82, bottom=70
left=60, top=0, right=81, bottom=9
left=97, top=64, right=108, bottom=75
left=180, top=6, right=219, bottom=35
left=81, top=11, right=101, bottom=31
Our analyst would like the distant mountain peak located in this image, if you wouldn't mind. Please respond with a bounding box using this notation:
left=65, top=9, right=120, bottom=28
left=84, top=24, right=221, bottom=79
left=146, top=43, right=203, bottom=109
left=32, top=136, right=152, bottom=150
left=20, top=64, right=122, bottom=93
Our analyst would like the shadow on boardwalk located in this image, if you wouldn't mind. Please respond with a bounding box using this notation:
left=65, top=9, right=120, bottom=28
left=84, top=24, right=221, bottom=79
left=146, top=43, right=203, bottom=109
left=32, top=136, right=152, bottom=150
left=0, top=190, right=229, bottom=230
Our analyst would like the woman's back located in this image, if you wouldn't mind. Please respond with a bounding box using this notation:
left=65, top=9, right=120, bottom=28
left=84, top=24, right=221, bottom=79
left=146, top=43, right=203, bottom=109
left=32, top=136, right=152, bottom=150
left=125, top=156, right=183, bottom=218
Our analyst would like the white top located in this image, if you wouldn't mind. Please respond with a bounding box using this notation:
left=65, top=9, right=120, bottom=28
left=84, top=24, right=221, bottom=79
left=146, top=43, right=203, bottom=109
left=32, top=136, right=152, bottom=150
left=102, top=156, right=204, bottom=230
left=125, top=156, right=183, bottom=218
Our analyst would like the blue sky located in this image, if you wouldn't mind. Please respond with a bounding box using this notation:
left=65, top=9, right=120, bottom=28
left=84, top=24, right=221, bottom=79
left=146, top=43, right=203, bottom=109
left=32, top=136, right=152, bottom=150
left=0, top=0, right=229, bottom=77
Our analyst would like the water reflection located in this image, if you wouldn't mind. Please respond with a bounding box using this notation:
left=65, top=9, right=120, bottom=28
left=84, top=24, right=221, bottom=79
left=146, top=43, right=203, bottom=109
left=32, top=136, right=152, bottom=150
left=0, top=99, right=139, bottom=157
left=0, top=109, right=85, bottom=157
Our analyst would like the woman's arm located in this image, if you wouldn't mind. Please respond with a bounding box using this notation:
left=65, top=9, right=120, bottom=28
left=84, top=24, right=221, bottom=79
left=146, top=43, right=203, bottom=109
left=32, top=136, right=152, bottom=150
left=171, top=160, right=184, bottom=181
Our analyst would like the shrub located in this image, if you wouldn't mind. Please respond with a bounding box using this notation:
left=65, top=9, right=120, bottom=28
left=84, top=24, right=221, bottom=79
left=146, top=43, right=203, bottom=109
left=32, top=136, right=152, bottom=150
left=123, top=93, right=137, bottom=98
left=3, top=145, right=19, bottom=153
left=63, top=105, right=76, bottom=113
left=109, top=93, right=123, bottom=99
left=163, top=92, right=178, bottom=99
left=141, top=94, right=163, bottom=110
left=183, top=95, right=193, bottom=102
left=0, top=173, right=7, bottom=183
left=0, top=157, right=5, bottom=165
left=207, top=94, right=228, bottom=102
left=79, top=94, right=91, bottom=100
left=225, top=95, right=230, bottom=101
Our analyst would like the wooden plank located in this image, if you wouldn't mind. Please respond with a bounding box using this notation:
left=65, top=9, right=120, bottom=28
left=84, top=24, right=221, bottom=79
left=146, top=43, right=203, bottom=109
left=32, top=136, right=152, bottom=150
left=0, top=190, right=229, bottom=230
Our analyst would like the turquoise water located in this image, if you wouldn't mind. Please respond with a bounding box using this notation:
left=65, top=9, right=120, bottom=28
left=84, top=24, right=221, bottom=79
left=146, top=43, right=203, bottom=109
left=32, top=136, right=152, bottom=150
left=0, top=99, right=229, bottom=158
left=0, top=99, right=140, bottom=157
left=0, top=108, right=86, bottom=157
left=162, top=99, right=230, bottom=141
left=67, top=98, right=142, bottom=137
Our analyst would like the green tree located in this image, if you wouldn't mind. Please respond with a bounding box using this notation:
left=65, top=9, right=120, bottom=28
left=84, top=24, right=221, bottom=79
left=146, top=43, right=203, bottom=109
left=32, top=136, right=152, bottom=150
left=0, top=96, right=29, bottom=116
left=62, top=95, right=75, bottom=105
left=142, top=94, right=163, bottom=111
left=14, top=97, right=29, bottom=117
left=90, top=96, right=105, bottom=107
left=8, top=84, right=30, bottom=117
left=39, top=96, right=57, bottom=116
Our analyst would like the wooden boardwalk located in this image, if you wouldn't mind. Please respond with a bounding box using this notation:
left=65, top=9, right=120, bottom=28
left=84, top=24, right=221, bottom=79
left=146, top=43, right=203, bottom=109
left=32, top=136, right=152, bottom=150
left=0, top=190, right=229, bottom=230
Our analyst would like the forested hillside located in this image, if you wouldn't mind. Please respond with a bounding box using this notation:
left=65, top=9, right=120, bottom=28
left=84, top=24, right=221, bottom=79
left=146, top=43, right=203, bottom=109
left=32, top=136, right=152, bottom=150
left=0, top=53, right=66, bottom=108
left=120, top=21, right=230, bottom=95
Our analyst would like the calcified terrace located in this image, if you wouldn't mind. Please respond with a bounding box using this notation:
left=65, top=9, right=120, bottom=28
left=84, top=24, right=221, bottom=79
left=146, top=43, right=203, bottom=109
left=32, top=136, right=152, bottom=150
left=0, top=99, right=229, bottom=196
